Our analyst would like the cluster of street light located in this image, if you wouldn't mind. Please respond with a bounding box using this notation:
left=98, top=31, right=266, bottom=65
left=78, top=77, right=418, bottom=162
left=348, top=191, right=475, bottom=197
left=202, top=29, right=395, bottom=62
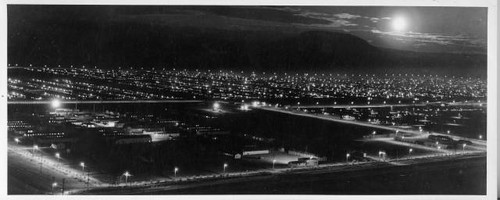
left=8, top=67, right=486, bottom=103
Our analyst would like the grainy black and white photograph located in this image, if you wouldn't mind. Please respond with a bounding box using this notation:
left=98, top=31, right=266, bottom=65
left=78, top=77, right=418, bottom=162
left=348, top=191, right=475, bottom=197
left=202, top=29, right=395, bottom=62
left=4, top=1, right=495, bottom=197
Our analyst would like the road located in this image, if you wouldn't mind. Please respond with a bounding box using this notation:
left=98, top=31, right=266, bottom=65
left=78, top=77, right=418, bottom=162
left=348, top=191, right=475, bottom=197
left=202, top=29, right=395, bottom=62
left=255, top=106, right=487, bottom=149
left=79, top=152, right=485, bottom=195
left=8, top=142, right=107, bottom=194
left=8, top=100, right=204, bottom=104
left=289, top=101, right=485, bottom=109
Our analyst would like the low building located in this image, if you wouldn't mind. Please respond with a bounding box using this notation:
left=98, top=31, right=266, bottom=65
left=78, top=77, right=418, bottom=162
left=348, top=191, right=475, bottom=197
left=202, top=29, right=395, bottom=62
left=242, top=149, right=270, bottom=156
left=115, top=135, right=152, bottom=145
left=149, top=132, right=180, bottom=142
left=288, top=157, right=319, bottom=167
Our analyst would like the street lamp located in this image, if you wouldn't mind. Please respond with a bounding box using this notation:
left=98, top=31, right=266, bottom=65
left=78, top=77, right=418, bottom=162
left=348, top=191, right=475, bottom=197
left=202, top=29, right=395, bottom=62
left=272, top=159, right=276, bottom=169
left=174, top=167, right=178, bottom=178
left=123, top=171, right=131, bottom=184
left=51, top=182, right=58, bottom=195
left=80, top=162, right=85, bottom=172
left=33, top=144, right=39, bottom=156
left=346, top=153, right=350, bottom=163
left=409, top=148, right=413, bottom=158
left=14, top=138, right=20, bottom=144
left=378, top=151, right=386, bottom=161
left=55, top=153, right=61, bottom=165
left=223, top=163, right=228, bottom=174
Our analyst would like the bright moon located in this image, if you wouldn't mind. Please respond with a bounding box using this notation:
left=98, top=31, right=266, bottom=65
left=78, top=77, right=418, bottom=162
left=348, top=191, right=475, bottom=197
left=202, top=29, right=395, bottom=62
left=392, top=17, right=407, bottom=32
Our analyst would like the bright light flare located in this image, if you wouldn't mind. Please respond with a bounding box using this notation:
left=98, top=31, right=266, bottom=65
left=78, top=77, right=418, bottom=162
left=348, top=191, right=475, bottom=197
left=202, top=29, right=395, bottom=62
left=51, top=99, right=61, bottom=108
left=213, top=102, right=220, bottom=110
left=392, top=17, right=407, bottom=32
left=123, top=171, right=131, bottom=177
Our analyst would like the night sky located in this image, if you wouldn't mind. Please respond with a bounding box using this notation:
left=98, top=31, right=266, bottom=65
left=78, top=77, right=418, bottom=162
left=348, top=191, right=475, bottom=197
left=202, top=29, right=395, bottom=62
left=7, top=5, right=487, bottom=74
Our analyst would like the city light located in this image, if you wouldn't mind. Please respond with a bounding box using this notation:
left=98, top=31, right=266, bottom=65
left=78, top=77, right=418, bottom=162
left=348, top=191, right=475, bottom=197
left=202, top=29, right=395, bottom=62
left=213, top=102, right=220, bottom=111
left=174, top=167, right=179, bottom=177
left=223, top=163, right=228, bottom=173
left=252, top=101, right=259, bottom=107
left=14, top=138, right=20, bottom=144
left=123, top=171, right=132, bottom=184
left=51, top=182, right=58, bottom=194
left=80, top=162, right=85, bottom=172
left=51, top=99, right=61, bottom=108
left=55, top=153, right=61, bottom=164
left=240, top=104, right=250, bottom=111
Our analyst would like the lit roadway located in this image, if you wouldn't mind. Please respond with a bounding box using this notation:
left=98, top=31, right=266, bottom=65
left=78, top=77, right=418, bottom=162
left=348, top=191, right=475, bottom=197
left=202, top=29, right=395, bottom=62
left=289, top=101, right=485, bottom=109
left=255, top=105, right=486, bottom=149
left=8, top=141, right=107, bottom=194
left=8, top=100, right=204, bottom=104
left=79, top=150, right=485, bottom=195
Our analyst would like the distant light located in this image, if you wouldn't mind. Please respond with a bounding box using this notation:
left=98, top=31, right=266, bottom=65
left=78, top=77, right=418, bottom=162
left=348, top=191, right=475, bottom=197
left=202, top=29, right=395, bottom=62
left=213, top=102, right=220, bottom=111
left=124, top=171, right=131, bottom=177
left=51, top=99, right=61, bottom=108
left=240, top=104, right=249, bottom=111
